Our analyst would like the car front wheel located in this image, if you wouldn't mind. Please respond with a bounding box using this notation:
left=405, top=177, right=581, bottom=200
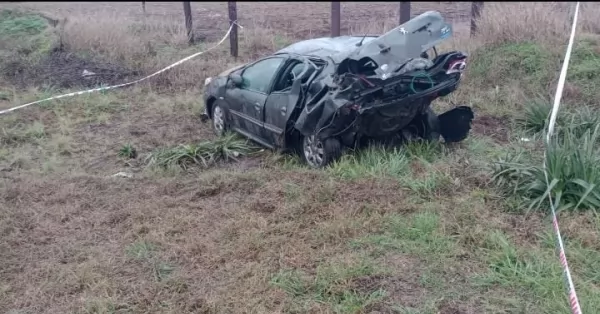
left=301, top=135, right=341, bottom=168
left=211, top=102, right=227, bottom=136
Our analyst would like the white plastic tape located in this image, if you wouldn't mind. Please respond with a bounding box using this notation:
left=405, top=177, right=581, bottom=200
left=0, top=22, right=242, bottom=115
left=542, top=2, right=582, bottom=314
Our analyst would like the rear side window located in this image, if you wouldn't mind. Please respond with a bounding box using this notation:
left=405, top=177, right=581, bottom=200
left=241, top=57, right=285, bottom=93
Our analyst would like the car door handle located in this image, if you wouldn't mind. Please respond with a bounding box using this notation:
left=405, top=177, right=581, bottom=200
left=254, top=103, right=261, bottom=111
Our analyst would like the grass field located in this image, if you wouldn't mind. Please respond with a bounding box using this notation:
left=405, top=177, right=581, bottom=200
left=1, top=2, right=600, bottom=314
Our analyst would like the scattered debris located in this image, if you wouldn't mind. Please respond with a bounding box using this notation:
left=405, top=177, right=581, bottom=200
left=2, top=51, right=136, bottom=89
left=112, top=171, right=133, bottom=178
left=82, top=69, right=96, bottom=77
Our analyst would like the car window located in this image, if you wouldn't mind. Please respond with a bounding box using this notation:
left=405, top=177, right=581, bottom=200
left=273, top=61, right=319, bottom=92
left=293, top=62, right=316, bottom=84
left=290, top=63, right=305, bottom=80
left=273, top=61, right=304, bottom=92
left=241, top=57, right=285, bottom=93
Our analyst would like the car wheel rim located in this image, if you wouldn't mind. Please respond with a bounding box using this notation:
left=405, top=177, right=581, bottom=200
left=213, top=106, right=224, bottom=133
left=303, top=135, right=324, bottom=167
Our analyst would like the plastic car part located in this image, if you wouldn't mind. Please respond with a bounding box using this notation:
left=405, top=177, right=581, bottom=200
left=437, top=106, right=474, bottom=143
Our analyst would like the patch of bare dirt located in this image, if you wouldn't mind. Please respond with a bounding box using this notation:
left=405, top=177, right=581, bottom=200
left=362, top=255, right=429, bottom=312
left=472, top=114, right=510, bottom=143
left=503, top=213, right=545, bottom=246
left=560, top=212, right=600, bottom=250
left=437, top=300, right=471, bottom=314
left=2, top=50, right=136, bottom=89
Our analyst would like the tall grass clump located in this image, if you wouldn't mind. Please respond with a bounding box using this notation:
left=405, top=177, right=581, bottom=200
left=515, top=101, right=553, bottom=136
left=517, top=102, right=600, bottom=140
left=146, top=133, right=258, bottom=169
left=492, top=125, right=600, bottom=213
left=564, top=106, right=600, bottom=139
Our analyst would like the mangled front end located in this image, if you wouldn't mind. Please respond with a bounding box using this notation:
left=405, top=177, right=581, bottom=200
left=294, top=11, right=474, bottom=147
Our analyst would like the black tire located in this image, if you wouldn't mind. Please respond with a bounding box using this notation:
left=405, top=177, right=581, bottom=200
left=299, top=134, right=342, bottom=168
left=211, top=101, right=227, bottom=136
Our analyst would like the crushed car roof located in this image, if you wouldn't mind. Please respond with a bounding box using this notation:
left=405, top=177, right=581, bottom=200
left=276, top=11, right=452, bottom=67
left=275, top=35, right=378, bottom=60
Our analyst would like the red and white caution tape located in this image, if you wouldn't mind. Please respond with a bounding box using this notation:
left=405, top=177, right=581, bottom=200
left=543, top=2, right=582, bottom=314
left=0, top=22, right=242, bottom=115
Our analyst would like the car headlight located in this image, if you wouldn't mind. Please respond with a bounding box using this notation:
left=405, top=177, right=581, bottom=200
left=204, top=77, right=213, bottom=86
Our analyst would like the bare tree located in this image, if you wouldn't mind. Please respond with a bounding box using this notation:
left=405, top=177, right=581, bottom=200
left=142, top=1, right=146, bottom=15
left=399, top=2, right=411, bottom=24
left=228, top=2, right=238, bottom=58
left=183, top=1, right=194, bottom=44
left=331, top=2, right=340, bottom=37
left=470, top=2, right=484, bottom=37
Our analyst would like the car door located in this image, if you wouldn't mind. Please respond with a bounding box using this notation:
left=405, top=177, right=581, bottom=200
left=225, top=56, right=287, bottom=143
left=263, top=60, right=313, bottom=146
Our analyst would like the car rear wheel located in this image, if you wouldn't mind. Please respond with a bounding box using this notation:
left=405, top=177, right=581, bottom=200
left=301, top=135, right=342, bottom=168
left=403, top=107, right=440, bottom=142
left=211, top=102, right=227, bottom=136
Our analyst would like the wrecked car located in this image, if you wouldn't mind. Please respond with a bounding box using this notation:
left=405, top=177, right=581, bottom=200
left=201, top=10, right=474, bottom=168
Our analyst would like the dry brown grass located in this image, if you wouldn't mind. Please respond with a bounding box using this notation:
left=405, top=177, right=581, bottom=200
left=59, top=13, right=302, bottom=89
left=473, top=2, right=600, bottom=46
left=59, top=13, right=234, bottom=89
left=2, top=2, right=600, bottom=314
left=1, top=1, right=473, bottom=90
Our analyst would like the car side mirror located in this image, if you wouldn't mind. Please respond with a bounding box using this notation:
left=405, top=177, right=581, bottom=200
left=230, top=73, right=243, bottom=87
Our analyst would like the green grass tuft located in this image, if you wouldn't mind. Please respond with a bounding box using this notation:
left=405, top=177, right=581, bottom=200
left=145, top=133, right=258, bottom=169
left=126, top=240, right=157, bottom=260
left=474, top=231, right=565, bottom=312
left=516, top=101, right=553, bottom=136
left=517, top=102, right=600, bottom=140
left=329, top=146, right=409, bottom=179
left=351, top=211, right=455, bottom=256
left=118, top=143, right=137, bottom=159
left=0, top=10, right=47, bottom=38
left=567, top=38, right=600, bottom=105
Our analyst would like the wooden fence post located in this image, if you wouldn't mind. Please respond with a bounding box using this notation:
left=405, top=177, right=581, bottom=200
left=228, top=1, right=239, bottom=58
left=183, top=1, right=194, bottom=44
left=399, top=2, right=411, bottom=24
left=331, top=2, right=340, bottom=37
left=470, top=2, right=483, bottom=37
